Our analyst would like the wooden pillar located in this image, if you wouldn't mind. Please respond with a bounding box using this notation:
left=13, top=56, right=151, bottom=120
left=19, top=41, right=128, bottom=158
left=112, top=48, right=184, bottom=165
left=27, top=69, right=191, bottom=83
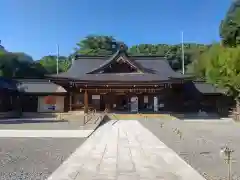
left=139, top=94, right=144, bottom=111
left=105, top=93, right=110, bottom=112
left=69, top=92, right=72, bottom=111
left=84, top=90, right=88, bottom=113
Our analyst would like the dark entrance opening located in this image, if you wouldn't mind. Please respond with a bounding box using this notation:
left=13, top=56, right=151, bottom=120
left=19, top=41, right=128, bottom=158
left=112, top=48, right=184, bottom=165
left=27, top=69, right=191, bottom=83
left=21, top=95, right=38, bottom=112
left=115, top=95, right=129, bottom=111
left=100, top=95, right=106, bottom=111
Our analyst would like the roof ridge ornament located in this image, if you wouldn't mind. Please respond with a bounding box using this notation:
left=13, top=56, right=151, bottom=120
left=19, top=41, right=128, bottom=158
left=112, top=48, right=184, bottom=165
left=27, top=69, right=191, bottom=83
left=118, top=42, right=127, bottom=52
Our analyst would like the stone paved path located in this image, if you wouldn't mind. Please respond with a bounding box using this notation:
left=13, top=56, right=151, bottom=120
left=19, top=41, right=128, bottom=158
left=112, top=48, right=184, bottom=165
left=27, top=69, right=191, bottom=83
left=48, top=120, right=206, bottom=180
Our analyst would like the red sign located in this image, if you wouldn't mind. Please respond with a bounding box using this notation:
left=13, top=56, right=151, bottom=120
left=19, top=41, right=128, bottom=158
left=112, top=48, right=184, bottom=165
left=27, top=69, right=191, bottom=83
left=44, top=96, right=56, bottom=105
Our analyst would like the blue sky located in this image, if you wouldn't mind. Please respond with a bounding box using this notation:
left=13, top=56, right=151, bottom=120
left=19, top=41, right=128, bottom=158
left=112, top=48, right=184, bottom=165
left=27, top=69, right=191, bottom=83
left=0, top=0, right=231, bottom=60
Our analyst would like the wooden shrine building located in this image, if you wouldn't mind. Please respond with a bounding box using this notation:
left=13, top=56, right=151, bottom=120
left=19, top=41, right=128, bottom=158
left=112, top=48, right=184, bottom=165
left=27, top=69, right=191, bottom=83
left=0, top=77, right=21, bottom=113
left=47, top=45, right=232, bottom=115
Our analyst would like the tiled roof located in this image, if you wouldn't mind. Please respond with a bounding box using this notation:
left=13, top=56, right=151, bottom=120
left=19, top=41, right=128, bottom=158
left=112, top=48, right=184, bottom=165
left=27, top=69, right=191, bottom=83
left=193, top=82, right=225, bottom=94
left=47, top=49, right=191, bottom=82
left=17, top=79, right=66, bottom=93
left=49, top=58, right=105, bottom=79
left=133, top=59, right=187, bottom=78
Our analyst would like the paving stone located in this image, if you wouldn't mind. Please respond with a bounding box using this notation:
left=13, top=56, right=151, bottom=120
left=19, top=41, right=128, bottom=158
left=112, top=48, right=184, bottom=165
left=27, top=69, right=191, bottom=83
left=92, top=173, right=116, bottom=180
left=117, top=174, right=139, bottom=180
left=48, top=120, right=206, bottom=180
left=0, top=138, right=85, bottom=180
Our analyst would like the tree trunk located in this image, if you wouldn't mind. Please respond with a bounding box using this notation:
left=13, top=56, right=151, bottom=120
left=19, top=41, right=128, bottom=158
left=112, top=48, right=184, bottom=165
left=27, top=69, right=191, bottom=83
left=234, top=99, right=240, bottom=121
left=237, top=99, right=240, bottom=113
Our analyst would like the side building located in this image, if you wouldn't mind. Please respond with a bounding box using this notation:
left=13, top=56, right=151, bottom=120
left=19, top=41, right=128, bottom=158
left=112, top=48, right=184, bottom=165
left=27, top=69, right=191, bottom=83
left=17, top=79, right=67, bottom=113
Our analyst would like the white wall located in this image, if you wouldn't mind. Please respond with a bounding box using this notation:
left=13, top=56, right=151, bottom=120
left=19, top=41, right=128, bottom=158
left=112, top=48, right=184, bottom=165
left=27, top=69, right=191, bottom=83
left=38, top=96, right=64, bottom=113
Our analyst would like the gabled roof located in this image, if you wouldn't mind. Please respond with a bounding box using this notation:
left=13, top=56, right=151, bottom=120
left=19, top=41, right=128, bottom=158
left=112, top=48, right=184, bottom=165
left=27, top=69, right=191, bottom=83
left=87, top=48, right=143, bottom=74
left=47, top=47, right=191, bottom=82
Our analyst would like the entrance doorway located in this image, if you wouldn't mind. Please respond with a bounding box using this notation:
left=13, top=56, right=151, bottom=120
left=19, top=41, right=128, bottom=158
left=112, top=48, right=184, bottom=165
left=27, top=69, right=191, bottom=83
left=100, top=95, right=106, bottom=111
left=114, top=95, right=129, bottom=111
left=130, top=96, right=138, bottom=113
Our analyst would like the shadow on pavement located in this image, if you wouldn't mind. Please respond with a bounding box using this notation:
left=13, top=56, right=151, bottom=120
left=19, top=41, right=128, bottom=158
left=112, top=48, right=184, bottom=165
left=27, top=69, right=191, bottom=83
left=97, top=115, right=112, bottom=128
left=172, top=112, right=230, bottom=120
left=0, top=119, right=68, bottom=124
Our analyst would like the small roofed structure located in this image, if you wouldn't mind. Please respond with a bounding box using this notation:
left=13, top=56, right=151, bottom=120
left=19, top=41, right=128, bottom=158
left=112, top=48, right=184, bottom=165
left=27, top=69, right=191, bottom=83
left=17, top=79, right=66, bottom=94
left=16, top=79, right=67, bottom=113
left=183, top=81, right=233, bottom=116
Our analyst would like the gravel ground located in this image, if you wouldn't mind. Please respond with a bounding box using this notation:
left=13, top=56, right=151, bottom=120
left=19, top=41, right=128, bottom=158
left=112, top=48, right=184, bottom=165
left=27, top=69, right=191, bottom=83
left=139, top=119, right=240, bottom=180
left=0, top=138, right=85, bottom=180
left=0, top=120, right=85, bottom=130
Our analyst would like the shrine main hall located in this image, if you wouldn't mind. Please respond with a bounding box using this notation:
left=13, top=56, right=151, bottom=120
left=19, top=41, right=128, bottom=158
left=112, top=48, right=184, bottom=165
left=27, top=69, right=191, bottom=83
left=47, top=45, right=231, bottom=115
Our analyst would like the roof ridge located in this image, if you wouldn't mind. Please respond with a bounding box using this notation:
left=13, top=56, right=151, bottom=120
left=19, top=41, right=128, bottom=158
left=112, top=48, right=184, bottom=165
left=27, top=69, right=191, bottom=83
left=75, top=56, right=109, bottom=59
left=85, top=49, right=144, bottom=74
left=74, top=55, right=167, bottom=60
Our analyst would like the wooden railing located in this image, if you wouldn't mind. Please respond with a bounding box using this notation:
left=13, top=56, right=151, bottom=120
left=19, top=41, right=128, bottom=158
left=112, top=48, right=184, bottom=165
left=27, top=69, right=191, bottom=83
left=93, top=108, right=108, bottom=124
left=84, top=108, right=96, bottom=124
left=84, top=108, right=108, bottom=125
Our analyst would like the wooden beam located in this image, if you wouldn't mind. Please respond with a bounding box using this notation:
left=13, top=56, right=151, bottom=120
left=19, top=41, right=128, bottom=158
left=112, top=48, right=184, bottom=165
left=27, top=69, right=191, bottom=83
left=77, top=88, right=164, bottom=92
left=84, top=90, right=88, bottom=113
left=75, top=83, right=168, bottom=87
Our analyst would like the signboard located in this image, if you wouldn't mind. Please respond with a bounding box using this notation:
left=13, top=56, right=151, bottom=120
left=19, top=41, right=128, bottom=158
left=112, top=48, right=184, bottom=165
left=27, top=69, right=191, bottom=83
left=48, top=105, right=56, bottom=110
left=144, top=96, right=148, bottom=103
left=44, top=96, right=56, bottom=110
left=159, top=103, right=164, bottom=108
left=154, top=96, right=158, bottom=112
left=92, top=95, right=100, bottom=100
left=44, top=96, right=56, bottom=104
left=130, top=96, right=138, bottom=113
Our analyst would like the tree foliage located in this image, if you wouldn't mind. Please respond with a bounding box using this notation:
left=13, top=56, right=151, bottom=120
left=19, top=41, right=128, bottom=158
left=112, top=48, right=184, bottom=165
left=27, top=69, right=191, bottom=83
left=75, top=35, right=118, bottom=56
left=129, top=43, right=208, bottom=70
left=0, top=35, right=210, bottom=78
left=198, top=44, right=240, bottom=100
left=38, top=55, right=71, bottom=74
left=74, top=36, right=208, bottom=71
left=0, top=52, right=47, bottom=78
left=220, top=0, right=240, bottom=47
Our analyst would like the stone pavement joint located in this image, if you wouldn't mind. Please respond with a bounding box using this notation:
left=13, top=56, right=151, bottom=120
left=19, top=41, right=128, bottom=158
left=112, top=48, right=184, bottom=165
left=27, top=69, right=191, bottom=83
left=48, top=120, right=206, bottom=180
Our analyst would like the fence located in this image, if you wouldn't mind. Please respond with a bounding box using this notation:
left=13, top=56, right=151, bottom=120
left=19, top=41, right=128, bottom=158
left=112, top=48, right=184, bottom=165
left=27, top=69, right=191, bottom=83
left=84, top=108, right=97, bottom=124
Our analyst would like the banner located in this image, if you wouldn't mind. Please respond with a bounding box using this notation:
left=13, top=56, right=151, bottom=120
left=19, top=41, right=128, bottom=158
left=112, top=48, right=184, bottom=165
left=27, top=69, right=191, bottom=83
left=44, top=96, right=56, bottom=110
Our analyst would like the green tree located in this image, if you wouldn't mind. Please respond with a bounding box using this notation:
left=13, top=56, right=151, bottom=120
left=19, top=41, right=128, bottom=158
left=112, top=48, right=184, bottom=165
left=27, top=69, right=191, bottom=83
left=14, top=52, right=34, bottom=62
left=73, top=35, right=208, bottom=71
left=128, top=43, right=208, bottom=71
left=0, top=46, right=6, bottom=54
left=75, top=35, right=118, bottom=56
left=0, top=52, right=47, bottom=78
left=220, top=0, right=240, bottom=47
left=39, top=55, right=71, bottom=74
left=198, top=44, right=240, bottom=109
